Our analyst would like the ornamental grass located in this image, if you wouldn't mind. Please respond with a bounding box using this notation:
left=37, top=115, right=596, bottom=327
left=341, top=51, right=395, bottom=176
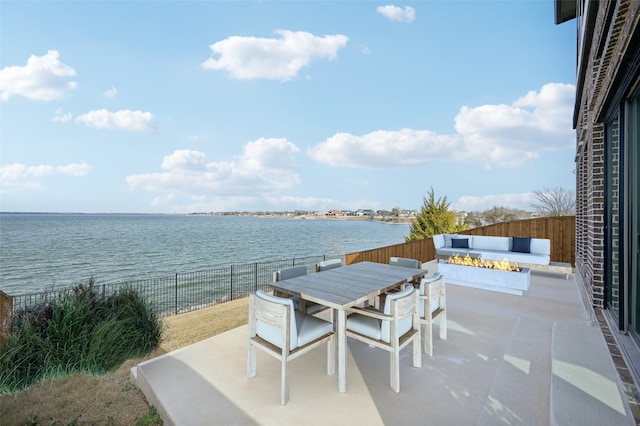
left=0, top=280, right=162, bottom=394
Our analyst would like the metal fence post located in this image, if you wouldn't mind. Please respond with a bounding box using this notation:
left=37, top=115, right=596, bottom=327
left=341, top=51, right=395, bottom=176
left=230, top=265, right=234, bottom=301
left=254, top=262, right=258, bottom=292
left=175, top=273, right=178, bottom=315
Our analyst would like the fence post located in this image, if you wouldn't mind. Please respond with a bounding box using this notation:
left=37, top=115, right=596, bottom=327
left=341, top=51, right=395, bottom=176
left=1, top=290, right=13, bottom=345
left=230, top=265, right=234, bottom=301
left=254, top=262, right=258, bottom=292
left=175, top=274, right=178, bottom=316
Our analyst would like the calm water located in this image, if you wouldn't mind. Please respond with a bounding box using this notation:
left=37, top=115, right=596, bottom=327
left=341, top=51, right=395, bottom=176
left=0, top=213, right=410, bottom=295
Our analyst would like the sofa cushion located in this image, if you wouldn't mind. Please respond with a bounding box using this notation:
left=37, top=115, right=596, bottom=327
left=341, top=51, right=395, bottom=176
left=436, top=247, right=472, bottom=257
left=452, top=238, right=469, bottom=249
left=530, top=238, right=551, bottom=256
left=432, top=234, right=445, bottom=249
left=471, top=235, right=510, bottom=251
left=512, top=237, right=532, bottom=253
left=443, top=234, right=457, bottom=247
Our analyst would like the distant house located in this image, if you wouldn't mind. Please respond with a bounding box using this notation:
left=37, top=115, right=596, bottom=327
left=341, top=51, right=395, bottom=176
left=556, top=0, right=640, bottom=383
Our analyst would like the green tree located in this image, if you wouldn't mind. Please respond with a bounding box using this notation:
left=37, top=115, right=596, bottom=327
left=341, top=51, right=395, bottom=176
left=405, top=188, right=466, bottom=241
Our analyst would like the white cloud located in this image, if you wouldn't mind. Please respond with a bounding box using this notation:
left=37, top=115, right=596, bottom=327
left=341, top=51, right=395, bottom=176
left=53, top=108, right=73, bottom=123
left=452, top=192, right=536, bottom=212
left=309, top=128, right=460, bottom=168
left=56, top=163, right=92, bottom=176
left=0, top=50, right=77, bottom=101
left=309, top=83, right=575, bottom=169
left=0, top=162, right=91, bottom=181
left=104, top=85, right=117, bottom=98
left=75, top=109, right=156, bottom=132
left=377, top=5, right=416, bottom=22
left=201, top=30, right=348, bottom=81
left=126, top=138, right=301, bottom=204
left=454, top=83, right=575, bottom=168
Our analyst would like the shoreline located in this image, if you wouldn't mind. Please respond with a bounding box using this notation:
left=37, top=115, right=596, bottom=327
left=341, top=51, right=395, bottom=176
left=189, top=212, right=414, bottom=224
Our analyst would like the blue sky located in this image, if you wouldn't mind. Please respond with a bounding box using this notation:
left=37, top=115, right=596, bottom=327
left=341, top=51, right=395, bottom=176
left=0, top=1, right=576, bottom=214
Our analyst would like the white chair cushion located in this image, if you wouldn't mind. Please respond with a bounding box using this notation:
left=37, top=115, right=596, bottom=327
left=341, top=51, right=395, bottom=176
left=389, top=257, right=420, bottom=269
left=295, top=311, right=333, bottom=347
left=318, top=258, right=342, bottom=271
left=347, top=285, right=415, bottom=343
left=347, top=314, right=382, bottom=340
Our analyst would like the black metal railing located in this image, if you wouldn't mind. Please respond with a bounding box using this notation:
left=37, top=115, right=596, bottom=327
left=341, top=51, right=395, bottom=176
left=6, top=254, right=339, bottom=320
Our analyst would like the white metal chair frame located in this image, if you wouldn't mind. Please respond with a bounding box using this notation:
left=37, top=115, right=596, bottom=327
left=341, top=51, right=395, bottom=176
left=418, top=273, right=447, bottom=356
left=345, top=286, right=421, bottom=392
left=247, top=290, right=335, bottom=405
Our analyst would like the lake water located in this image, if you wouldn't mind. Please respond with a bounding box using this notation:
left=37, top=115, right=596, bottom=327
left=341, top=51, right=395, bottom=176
left=0, top=213, right=410, bottom=295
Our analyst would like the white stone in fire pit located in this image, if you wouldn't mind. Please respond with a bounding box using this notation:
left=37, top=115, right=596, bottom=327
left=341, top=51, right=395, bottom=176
left=438, top=262, right=531, bottom=296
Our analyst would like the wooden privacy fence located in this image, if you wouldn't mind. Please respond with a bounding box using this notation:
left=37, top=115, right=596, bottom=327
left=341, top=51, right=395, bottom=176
left=345, top=216, right=576, bottom=267
left=0, top=290, right=12, bottom=345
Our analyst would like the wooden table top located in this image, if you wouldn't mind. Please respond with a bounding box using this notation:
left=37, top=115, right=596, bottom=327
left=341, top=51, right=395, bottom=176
left=269, top=261, right=426, bottom=309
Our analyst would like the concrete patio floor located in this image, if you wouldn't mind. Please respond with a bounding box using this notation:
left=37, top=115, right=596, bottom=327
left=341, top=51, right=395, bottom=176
left=131, top=261, right=637, bottom=425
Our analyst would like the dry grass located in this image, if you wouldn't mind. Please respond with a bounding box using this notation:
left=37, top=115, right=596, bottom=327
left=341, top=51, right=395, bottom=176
left=0, top=297, right=249, bottom=425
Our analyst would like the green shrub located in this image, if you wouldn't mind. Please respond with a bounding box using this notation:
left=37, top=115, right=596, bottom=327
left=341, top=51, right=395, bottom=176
left=0, top=281, right=162, bottom=393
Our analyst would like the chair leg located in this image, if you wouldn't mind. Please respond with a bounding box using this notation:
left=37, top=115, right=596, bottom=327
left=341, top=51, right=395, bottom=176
left=247, top=343, right=257, bottom=378
left=440, top=313, right=447, bottom=340
left=413, top=332, right=422, bottom=368
left=390, top=347, right=400, bottom=393
left=281, top=358, right=289, bottom=405
left=424, top=317, right=434, bottom=356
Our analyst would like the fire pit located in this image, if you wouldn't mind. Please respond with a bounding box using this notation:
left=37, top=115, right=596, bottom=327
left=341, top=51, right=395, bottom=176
left=439, top=254, right=531, bottom=295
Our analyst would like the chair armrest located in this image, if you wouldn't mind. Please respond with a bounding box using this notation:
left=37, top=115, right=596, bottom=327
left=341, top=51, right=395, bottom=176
left=345, top=306, right=392, bottom=321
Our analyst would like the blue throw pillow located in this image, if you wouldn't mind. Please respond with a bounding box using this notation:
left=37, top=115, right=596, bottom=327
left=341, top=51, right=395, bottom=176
left=451, top=238, right=469, bottom=249
left=512, top=236, right=531, bottom=253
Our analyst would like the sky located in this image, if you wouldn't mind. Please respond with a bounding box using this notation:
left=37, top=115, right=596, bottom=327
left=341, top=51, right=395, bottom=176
left=0, top=1, right=577, bottom=214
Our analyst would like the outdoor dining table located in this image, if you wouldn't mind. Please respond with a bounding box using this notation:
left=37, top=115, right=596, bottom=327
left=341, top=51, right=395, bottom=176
left=269, top=261, right=427, bottom=393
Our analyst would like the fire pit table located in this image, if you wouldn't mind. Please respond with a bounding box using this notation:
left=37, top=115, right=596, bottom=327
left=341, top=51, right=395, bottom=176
left=438, top=254, right=531, bottom=296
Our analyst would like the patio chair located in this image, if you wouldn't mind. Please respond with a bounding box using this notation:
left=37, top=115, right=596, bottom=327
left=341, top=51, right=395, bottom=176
left=315, top=258, right=343, bottom=272
left=389, top=257, right=423, bottom=288
left=418, top=273, right=447, bottom=356
left=247, top=290, right=335, bottom=405
left=345, top=285, right=421, bottom=392
left=389, top=256, right=421, bottom=269
left=274, top=265, right=308, bottom=282
left=274, top=265, right=328, bottom=316
left=374, top=257, right=423, bottom=309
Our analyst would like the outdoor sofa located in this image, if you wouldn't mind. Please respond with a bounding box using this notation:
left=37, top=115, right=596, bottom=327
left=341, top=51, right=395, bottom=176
left=433, top=234, right=550, bottom=266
